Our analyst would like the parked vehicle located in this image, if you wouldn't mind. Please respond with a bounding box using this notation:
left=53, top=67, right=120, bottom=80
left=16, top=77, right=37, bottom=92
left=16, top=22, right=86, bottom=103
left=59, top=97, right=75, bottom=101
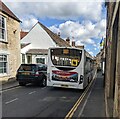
left=16, top=64, right=47, bottom=86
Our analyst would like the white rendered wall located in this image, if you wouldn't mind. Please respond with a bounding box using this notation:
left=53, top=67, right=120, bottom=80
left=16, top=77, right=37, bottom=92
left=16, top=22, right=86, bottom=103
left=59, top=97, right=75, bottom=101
left=21, top=23, right=56, bottom=49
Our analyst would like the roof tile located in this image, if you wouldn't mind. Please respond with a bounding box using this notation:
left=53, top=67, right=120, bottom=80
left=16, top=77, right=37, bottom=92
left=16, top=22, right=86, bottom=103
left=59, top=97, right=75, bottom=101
left=20, top=31, right=28, bottom=39
left=27, top=49, right=48, bottom=54
left=38, top=22, right=71, bottom=47
left=21, top=43, right=30, bottom=49
left=0, top=1, right=20, bottom=22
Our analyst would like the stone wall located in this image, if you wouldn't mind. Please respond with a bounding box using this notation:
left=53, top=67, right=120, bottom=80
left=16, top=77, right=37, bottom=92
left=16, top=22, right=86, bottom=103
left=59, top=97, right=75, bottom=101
left=105, top=2, right=120, bottom=118
left=0, top=12, right=21, bottom=81
left=113, top=5, right=120, bottom=117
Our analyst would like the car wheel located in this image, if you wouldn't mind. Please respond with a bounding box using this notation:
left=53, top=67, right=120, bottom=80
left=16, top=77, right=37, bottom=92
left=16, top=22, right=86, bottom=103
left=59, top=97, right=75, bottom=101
left=19, top=82, right=26, bottom=86
left=42, top=78, right=46, bottom=87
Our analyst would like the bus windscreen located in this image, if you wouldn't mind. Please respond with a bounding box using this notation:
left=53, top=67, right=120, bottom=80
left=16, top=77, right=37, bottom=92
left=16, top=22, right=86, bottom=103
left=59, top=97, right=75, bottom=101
left=51, top=48, right=82, bottom=67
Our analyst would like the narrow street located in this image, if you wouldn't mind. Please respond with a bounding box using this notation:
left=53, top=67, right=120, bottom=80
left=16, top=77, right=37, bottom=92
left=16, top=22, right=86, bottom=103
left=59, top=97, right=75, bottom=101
left=2, top=71, right=105, bottom=118
left=2, top=84, right=83, bottom=117
left=1, top=1, right=120, bottom=118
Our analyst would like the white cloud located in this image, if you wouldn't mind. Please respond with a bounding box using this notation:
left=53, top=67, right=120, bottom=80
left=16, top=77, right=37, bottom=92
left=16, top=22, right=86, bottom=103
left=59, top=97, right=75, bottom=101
left=49, top=19, right=106, bottom=47
left=94, top=48, right=97, bottom=50
left=82, top=38, right=95, bottom=45
left=49, top=25, right=60, bottom=34
left=21, top=15, right=38, bottom=31
left=2, top=1, right=106, bottom=55
left=88, top=51, right=94, bottom=56
left=75, top=40, right=84, bottom=46
left=87, top=48, right=90, bottom=51
left=2, top=0, right=105, bottom=2
left=4, top=2, right=103, bottom=22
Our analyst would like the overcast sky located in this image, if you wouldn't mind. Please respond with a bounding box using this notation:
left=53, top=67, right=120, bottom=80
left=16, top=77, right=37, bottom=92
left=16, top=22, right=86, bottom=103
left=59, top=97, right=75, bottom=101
left=3, top=0, right=106, bottom=56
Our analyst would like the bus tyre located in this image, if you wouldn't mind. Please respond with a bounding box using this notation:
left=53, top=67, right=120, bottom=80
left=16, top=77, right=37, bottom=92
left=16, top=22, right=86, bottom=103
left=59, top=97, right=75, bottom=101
left=19, top=82, right=26, bottom=86
left=42, top=78, right=46, bottom=87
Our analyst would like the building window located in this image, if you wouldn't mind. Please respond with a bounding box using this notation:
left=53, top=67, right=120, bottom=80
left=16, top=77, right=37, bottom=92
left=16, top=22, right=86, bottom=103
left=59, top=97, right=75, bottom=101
left=27, top=55, right=32, bottom=64
left=0, top=55, right=8, bottom=74
left=22, top=54, right=25, bottom=64
left=0, top=15, right=6, bottom=41
left=36, top=58, right=45, bottom=64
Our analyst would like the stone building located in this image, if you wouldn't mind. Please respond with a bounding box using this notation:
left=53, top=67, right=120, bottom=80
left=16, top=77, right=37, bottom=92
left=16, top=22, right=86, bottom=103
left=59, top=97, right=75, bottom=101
left=105, top=1, right=120, bottom=118
left=0, top=2, right=21, bottom=81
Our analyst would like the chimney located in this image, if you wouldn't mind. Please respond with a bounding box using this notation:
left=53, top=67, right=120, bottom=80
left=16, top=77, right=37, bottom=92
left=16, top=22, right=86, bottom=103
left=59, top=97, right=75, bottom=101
left=72, top=41, right=75, bottom=47
left=66, top=37, right=70, bottom=45
left=58, top=32, right=60, bottom=37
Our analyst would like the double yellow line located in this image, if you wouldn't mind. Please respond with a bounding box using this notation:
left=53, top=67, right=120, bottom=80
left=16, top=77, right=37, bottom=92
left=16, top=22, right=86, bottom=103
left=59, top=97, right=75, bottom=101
left=65, top=71, right=97, bottom=119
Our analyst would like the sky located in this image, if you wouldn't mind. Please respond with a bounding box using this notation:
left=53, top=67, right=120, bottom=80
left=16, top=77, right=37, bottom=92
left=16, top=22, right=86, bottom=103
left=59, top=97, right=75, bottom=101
left=3, top=0, right=106, bottom=56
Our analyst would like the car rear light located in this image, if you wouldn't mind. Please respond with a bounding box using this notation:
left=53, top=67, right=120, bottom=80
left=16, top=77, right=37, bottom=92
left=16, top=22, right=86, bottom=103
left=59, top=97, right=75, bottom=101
left=35, top=71, right=39, bottom=76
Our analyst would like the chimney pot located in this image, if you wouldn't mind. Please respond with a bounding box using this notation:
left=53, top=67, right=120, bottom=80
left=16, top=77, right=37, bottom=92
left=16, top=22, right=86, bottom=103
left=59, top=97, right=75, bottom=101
left=66, top=37, right=70, bottom=45
left=72, top=41, right=75, bottom=47
left=58, top=32, right=60, bottom=37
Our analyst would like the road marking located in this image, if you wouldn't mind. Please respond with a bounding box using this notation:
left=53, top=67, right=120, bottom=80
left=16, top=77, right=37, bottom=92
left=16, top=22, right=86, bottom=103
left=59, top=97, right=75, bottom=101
left=64, top=70, right=97, bottom=119
left=2, top=86, right=21, bottom=93
left=41, top=87, right=46, bottom=90
left=5, top=98, right=18, bottom=105
left=28, top=91, right=36, bottom=95
left=77, top=79, right=96, bottom=117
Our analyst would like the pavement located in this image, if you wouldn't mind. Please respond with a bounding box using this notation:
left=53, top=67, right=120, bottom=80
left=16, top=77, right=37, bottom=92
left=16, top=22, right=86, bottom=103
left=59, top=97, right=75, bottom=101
left=1, top=77, right=19, bottom=91
left=74, top=71, right=106, bottom=117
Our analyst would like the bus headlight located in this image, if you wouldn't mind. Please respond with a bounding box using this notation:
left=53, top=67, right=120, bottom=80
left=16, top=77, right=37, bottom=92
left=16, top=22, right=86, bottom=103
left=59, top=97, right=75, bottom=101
left=79, top=75, right=83, bottom=84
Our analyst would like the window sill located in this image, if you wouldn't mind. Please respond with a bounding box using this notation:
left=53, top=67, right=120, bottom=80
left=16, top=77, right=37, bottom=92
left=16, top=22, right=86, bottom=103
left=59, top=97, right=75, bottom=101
left=0, top=40, right=8, bottom=44
left=0, top=74, right=10, bottom=77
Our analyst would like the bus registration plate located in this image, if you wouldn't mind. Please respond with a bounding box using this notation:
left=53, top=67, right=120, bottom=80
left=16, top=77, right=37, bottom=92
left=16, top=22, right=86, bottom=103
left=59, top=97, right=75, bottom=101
left=61, top=84, right=68, bottom=87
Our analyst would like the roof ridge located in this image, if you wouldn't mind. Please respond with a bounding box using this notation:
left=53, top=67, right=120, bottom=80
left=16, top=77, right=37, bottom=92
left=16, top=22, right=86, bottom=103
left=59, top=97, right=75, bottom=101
left=38, top=21, right=71, bottom=47
left=0, top=1, right=21, bottom=22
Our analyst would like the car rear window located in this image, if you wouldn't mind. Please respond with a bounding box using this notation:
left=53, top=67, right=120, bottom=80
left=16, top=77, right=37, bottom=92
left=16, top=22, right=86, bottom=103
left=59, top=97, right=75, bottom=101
left=38, top=64, right=47, bottom=71
left=18, top=65, right=36, bottom=71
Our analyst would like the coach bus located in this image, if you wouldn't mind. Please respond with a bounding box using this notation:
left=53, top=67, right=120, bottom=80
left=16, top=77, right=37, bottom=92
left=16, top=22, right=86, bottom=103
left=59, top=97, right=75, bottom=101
left=47, top=47, right=94, bottom=89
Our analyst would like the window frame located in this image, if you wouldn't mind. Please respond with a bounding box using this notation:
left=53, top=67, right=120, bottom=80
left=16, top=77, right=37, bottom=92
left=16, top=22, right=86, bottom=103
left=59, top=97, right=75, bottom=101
left=51, top=48, right=82, bottom=67
left=22, top=54, right=25, bottom=64
left=0, top=15, right=7, bottom=42
left=0, top=54, right=8, bottom=76
left=36, top=58, right=45, bottom=64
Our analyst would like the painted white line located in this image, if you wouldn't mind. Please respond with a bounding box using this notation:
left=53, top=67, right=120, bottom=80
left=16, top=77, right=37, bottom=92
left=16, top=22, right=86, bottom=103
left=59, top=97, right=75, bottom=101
left=78, top=88, right=92, bottom=117
left=28, top=91, right=36, bottom=95
left=41, top=87, right=46, bottom=90
left=2, top=86, right=21, bottom=93
left=65, top=70, right=97, bottom=118
left=78, top=78, right=96, bottom=117
left=5, top=98, right=18, bottom=105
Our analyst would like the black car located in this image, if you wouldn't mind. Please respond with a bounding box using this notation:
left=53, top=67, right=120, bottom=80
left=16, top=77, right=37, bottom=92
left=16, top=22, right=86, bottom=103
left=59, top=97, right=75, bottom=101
left=16, top=64, right=47, bottom=86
